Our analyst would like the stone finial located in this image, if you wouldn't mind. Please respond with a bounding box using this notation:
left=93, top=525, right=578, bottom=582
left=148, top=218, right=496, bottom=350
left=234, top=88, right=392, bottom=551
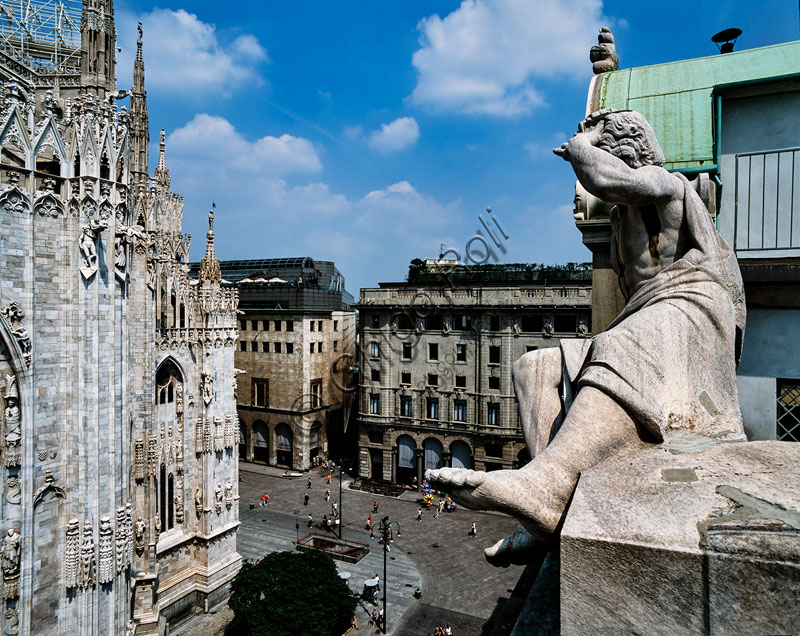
left=590, top=27, right=618, bottom=74
left=198, top=204, right=222, bottom=284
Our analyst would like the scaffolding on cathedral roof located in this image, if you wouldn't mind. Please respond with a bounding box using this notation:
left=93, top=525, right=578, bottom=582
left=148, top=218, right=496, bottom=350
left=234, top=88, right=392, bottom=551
left=0, top=0, right=82, bottom=74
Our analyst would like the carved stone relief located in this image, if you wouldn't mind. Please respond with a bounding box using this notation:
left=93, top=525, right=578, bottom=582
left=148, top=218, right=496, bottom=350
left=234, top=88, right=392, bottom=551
left=79, top=219, right=108, bottom=280
left=97, top=516, right=113, bottom=584
left=80, top=520, right=95, bottom=589
left=125, top=504, right=133, bottom=566
left=0, top=305, right=31, bottom=366
left=148, top=438, right=157, bottom=477
left=115, top=508, right=126, bottom=574
left=175, top=383, right=184, bottom=415
left=5, top=476, right=19, bottom=505
left=175, top=474, right=184, bottom=524
left=224, top=415, right=234, bottom=449
left=64, top=518, right=80, bottom=588
left=578, top=314, right=589, bottom=337
left=3, top=609, right=18, bottom=636
left=543, top=315, right=554, bottom=338
left=134, top=517, right=145, bottom=556
left=203, top=417, right=211, bottom=454
left=214, top=484, right=222, bottom=515
left=3, top=375, right=22, bottom=467
left=32, top=469, right=66, bottom=507
left=195, top=418, right=203, bottom=455
left=194, top=487, right=202, bottom=518
left=224, top=479, right=232, bottom=508
left=134, top=438, right=145, bottom=480
left=201, top=372, right=213, bottom=406
left=1, top=527, right=21, bottom=598
left=213, top=417, right=223, bottom=453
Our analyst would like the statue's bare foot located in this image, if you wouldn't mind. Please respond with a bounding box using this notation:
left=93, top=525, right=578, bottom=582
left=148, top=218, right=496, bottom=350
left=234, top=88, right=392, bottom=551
left=425, top=465, right=573, bottom=541
left=484, top=524, right=539, bottom=567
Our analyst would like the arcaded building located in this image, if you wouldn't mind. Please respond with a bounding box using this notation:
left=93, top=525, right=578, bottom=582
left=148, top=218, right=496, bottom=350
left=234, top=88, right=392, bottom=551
left=0, top=2, right=240, bottom=634
left=201, top=258, right=356, bottom=470
left=356, top=261, right=592, bottom=485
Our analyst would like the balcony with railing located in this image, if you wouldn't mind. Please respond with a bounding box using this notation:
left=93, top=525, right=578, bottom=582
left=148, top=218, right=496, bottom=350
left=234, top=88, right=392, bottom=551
left=730, top=147, right=800, bottom=258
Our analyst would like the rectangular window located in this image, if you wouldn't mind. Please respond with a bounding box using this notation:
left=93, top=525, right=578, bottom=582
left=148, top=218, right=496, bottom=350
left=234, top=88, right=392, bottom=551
left=489, top=376, right=500, bottom=390
left=262, top=320, right=269, bottom=331
left=526, top=345, right=538, bottom=353
left=489, top=346, right=501, bottom=364
left=521, top=315, right=543, bottom=332
left=274, top=320, right=282, bottom=331
left=334, top=320, right=339, bottom=331
left=286, top=320, right=294, bottom=332
left=333, top=340, right=338, bottom=351
left=369, top=394, right=380, bottom=415
left=489, top=315, right=500, bottom=331
left=252, top=379, right=268, bottom=407
left=429, top=343, right=439, bottom=360
left=262, top=342, right=269, bottom=353
left=371, top=342, right=380, bottom=358
left=318, top=320, right=323, bottom=331
left=397, top=314, right=413, bottom=330
left=368, top=430, right=383, bottom=444
left=318, top=342, right=323, bottom=353
left=456, top=344, right=467, bottom=362
left=426, top=397, right=439, bottom=420
left=402, top=343, right=412, bottom=360
left=400, top=371, right=411, bottom=385
left=400, top=396, right=412, bottom=417
left=250, top=341, right=258, bottom=352
left=426, top=314, right=443, bottom=330
left=371, top=314, right=379, bottom=328
left=452, top=314, right=471, bottom=330
left=240, top=320, right=247, bottom=331
left=554, top=314, right=576, bottom=333
left=310, top=321, right=315, bottom=332
left=274, top=342, right=282, bottom=354
left=455, top=375, right=466, bottom=388
left=488, top=402, right=500, bottom=426
left=240, top=341, right=246, bottom=352
left=453, top=400, right=467, bottom=422
left=286, top=342, right=294, bottom=354
left=428, top=373, right=438, bottom=387
left=371, top=368, right=380, bottom=382
left=310, top=343, right=315, bottom=354
left=311, top=379, right=322, bottom=408
left=777, top=379, right=800, bottom=442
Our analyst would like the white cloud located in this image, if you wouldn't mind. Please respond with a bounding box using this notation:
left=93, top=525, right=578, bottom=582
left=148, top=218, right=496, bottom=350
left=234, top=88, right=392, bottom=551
left=368, top=117, right=420, bottom=153
left=168, top=114, right=322, bottom=176
left=410, top=0, right=607, bottom=116
left=116, top=9, right=267, bottom=96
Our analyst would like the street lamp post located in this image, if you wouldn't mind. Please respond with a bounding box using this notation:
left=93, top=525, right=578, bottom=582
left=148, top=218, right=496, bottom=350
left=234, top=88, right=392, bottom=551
left=338, top=458, right=344, bottom=538
left=381, top=515, right=389, bottom=634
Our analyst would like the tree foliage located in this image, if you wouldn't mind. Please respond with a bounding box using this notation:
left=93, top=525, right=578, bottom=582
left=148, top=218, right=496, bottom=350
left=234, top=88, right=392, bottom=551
left=228, top=550, right=358, bottom=636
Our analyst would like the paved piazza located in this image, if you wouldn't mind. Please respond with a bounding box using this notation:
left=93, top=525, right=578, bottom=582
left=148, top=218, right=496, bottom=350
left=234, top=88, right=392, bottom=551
left=232, top=462, right=524, bottom=635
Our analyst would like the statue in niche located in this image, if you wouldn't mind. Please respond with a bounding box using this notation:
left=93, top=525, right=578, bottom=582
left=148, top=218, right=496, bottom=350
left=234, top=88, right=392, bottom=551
left=201, top=372, right=213, bottom=406
left=427, top=110, right=746, bottom=564
left=5, top=476, right=19, bottom=504
left=224, top=479, right=233, bottom=504
left=175, top=382, right=184, bottom=415
left=80, top=520, right=95, bottom=588
left=154, top=515, right=161, bottom=543
left=4, top=608, right=18, bottom=636
left=125, top=504, right=133, bottom=565
left=542, top=315, right=554, bottom=338
left=577, top=314, right=589, bottom=337
left=214, top=484, right=222, bottom=515
left=194, top=487, right=203, bottom=518
left=1, top=528, right=20, bottom=598
left=97, top=516, right=114, bottom=584
left=64, top=518, right=80, bottom=588
left=134, top=517, right=145, bottom=556
left=134, top=438, right=145, bottom=481
left=175, top=474, right=184, bottom=524
left=79, top=218, right=108, bottom=279
left=3, top=375, right=20, bottom=468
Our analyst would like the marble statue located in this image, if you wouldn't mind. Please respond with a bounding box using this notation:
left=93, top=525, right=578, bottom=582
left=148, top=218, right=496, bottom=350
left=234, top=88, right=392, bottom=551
left=427, top=109, right=746, bottom=558
left=1, top=528, right=20, bottom=598
left=79, top=219, right=108, bottom=279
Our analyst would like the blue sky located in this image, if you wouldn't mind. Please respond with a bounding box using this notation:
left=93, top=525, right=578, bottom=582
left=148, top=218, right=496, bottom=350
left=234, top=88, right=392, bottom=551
left=115, top=0, right=799, bottom=294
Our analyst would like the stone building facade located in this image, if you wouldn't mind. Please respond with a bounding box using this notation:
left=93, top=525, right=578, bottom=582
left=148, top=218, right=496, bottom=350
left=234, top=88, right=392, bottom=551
left=356, top=262, right=592, bottom=485
left=202, top=259, right=357, bottom=470
left=0, top=2, right=240, bottom=635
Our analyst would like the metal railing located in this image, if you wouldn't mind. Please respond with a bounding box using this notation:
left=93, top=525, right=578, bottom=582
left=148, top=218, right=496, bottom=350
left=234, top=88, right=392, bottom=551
left=734, top=147, right=799, bottom=253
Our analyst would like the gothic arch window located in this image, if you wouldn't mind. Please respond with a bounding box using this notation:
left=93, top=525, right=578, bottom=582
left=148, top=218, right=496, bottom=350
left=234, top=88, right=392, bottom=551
left=100, top=151, right=110, bottom=180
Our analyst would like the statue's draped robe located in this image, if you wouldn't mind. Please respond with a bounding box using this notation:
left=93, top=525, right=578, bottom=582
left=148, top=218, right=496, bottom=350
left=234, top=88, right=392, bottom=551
left=564, top=173, right=746, bottom=441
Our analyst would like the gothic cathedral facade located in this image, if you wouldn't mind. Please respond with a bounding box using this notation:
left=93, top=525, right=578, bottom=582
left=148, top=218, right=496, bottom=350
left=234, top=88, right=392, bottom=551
left=0, top=1, right=241, bottom=634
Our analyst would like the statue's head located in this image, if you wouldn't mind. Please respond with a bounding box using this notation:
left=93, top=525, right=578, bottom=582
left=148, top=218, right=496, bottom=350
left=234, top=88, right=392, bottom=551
left=597, top=111, right=665, bottom=169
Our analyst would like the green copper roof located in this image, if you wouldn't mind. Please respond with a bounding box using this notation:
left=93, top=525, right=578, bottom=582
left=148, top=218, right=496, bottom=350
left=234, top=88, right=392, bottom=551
left=595, top=41, right=800, bottom=170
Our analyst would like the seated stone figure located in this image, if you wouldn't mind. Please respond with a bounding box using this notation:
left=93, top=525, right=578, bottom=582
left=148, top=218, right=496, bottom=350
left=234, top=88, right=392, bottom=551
left=426, top=110, right=746, bottom=562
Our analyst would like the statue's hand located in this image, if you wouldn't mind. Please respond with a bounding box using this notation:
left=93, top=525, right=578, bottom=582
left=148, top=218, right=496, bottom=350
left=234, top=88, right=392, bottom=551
left=553, top=141, right=570, bottom=160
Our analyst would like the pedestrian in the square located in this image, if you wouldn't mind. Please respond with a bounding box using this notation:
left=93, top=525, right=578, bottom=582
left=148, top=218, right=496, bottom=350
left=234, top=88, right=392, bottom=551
left=469, top=522, right=477, bottom=537
left=326, top=473, right=331, bottom=485
left=373, top=501, right=379, bottom=513
left=445, top=624, right=452, bottom=635
left=260, top=493, right=269, bottom=507
left=434, top=507, right=439, bottom=519
left=303, top=493, right=309, bottom=506
left=307, top=477, right=312, bottom=489
left=324, top=488, right=330, bottom=501
left=307, top=513, right=313, bottom=527
left=417, top=508, right=422, bottom=521
left=366, top=514, right=372, bottom=529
